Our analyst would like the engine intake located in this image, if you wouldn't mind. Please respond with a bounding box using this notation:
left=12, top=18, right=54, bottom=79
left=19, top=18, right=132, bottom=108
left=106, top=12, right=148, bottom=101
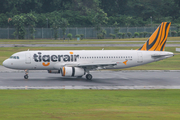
left=61, top=67, right=85, bottom=77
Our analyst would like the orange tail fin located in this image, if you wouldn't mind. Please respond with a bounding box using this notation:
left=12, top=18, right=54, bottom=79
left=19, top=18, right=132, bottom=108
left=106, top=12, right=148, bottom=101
left=138, top=22, right=171, bottom=51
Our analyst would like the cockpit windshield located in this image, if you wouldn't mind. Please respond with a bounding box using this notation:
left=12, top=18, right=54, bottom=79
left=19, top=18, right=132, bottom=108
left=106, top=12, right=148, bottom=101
left=9, top=56, right=20, bottom=59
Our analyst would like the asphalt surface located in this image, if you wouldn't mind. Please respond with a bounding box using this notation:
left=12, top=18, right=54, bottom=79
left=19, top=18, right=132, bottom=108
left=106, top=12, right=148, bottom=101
left=0, top=66, right=180, bottom=89
left=0, top=42, right=179, bottom=89
left=0, top=44, right=180, bottom=47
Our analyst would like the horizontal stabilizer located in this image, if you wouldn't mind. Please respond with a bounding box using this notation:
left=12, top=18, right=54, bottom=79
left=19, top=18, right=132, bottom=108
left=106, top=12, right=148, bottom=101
left=151, top=53, right=174, bottom=59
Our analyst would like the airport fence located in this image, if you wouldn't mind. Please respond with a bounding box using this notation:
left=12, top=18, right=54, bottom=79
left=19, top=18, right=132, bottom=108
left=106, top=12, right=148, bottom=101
left=0, top=26, right=177, bottom=39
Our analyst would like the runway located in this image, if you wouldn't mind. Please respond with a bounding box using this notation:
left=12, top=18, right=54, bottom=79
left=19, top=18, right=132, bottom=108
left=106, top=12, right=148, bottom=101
left=0, top=66, right=180, bottom=89
left=0, top=44, right=180, bottom=47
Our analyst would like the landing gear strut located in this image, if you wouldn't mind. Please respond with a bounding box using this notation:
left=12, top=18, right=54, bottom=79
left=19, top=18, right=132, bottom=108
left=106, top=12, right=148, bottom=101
left=86, top=74, right=92, bottom=80
left=24, top=69, right=29, bottom=79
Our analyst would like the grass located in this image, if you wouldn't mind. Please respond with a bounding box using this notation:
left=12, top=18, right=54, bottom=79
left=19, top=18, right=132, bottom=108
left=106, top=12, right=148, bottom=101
left=0, top=46, right=180, bottom=70
left=0, top=89, right=180, bottom=120
left=0, top=39, right=180, bottom=120
left=0, top=37, right=180, bottom=44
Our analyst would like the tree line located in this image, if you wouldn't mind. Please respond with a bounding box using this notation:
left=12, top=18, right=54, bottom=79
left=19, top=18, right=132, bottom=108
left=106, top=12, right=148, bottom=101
left=1, top=0, right=180, bottom=28
left=1, top=0, right=180, bottom=39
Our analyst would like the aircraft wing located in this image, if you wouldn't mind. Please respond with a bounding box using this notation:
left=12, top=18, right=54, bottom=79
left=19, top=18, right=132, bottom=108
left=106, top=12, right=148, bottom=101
left=53, top=62, right=118, bottom=70
left=73, top=62, right=117, bottom=67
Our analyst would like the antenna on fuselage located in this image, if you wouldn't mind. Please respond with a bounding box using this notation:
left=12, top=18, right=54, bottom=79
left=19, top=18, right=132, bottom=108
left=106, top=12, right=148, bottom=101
left=27, top=49, right=29, bottom=51
left=102, top=48, right=104, bottom=50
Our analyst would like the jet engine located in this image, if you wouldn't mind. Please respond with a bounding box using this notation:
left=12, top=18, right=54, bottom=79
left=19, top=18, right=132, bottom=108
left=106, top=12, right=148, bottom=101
left=61, top=67, right=85, bottom=77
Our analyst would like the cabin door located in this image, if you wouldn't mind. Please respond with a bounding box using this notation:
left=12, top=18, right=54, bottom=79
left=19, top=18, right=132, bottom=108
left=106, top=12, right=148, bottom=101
left=25, top=53, right=31, bottom=64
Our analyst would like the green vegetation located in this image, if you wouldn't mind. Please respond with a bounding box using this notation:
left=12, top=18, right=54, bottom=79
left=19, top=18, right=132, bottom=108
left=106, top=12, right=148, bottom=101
left=0, top=89, right=180, bottom=120
left=109, top=33, right=116, bottom=39
left=67, top=33, right=72, bottom=40
left=127, top=32, right=132, bottom=38
left=12, top=13, right=37, bottom=39
left=134, top=32, right=139, bottom=38
left=117, top=32, right=123, bottom=39
left=0, top=41, right=179, bottom=45
left=1, top=36, right=180, bottom=44
left=1, top=0, right=180, bottom=28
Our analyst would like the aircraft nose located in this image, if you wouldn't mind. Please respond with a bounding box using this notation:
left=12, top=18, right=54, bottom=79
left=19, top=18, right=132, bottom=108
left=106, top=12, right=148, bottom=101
left=3, top=59, right=9, bottom=68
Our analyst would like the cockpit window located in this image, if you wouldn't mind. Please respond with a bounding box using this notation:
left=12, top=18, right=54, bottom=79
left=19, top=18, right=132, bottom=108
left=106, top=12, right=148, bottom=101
left=9, top=56, right=20, bottom=59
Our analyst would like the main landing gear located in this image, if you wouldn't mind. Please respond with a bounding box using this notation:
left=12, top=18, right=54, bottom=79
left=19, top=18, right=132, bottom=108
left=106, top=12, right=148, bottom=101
left=85, top=70, right=92, bottom=80
left=24, top=69, right=29, bottom=79
left=86, top=74, right=92, bottom=80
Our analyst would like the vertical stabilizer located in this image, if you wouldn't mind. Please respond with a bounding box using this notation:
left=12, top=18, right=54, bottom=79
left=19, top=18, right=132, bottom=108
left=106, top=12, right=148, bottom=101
left=138, top=22, right=171, bottom=51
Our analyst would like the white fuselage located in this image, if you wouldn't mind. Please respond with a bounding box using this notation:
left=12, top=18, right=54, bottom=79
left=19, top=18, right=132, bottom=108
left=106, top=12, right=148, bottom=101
left=3, top=50, right=174, bottom=70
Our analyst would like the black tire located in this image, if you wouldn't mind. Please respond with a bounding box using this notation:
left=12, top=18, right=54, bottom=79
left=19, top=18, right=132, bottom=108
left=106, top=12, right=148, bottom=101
left=24, top=75, right=28, bottom=79
left=86, top=74, right=92, bottom=80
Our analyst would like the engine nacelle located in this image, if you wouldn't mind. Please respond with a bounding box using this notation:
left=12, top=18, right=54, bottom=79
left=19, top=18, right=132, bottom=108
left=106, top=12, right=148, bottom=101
left=61, top=67, right=85, bottom=77
left=48, top=70, right=61, bottom=74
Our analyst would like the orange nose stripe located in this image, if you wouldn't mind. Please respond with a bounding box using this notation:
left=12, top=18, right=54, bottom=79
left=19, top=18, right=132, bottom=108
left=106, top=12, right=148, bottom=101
left=42, top=62, right=50, bottom=66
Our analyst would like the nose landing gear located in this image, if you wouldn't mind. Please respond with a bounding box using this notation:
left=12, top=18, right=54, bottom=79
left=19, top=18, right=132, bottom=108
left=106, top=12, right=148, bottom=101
left=24, top=70, right=29, bottom=79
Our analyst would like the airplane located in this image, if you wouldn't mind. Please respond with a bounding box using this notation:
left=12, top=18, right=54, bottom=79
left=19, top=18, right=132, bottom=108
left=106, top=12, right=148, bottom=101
left=3, top=22, right=174, bottom=80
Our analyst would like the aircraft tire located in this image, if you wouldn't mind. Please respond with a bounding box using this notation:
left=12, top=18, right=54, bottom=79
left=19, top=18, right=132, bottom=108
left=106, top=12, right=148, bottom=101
left=24, top=75, right=28, bottom=79
left=86, top=74, right=92, bottom=80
